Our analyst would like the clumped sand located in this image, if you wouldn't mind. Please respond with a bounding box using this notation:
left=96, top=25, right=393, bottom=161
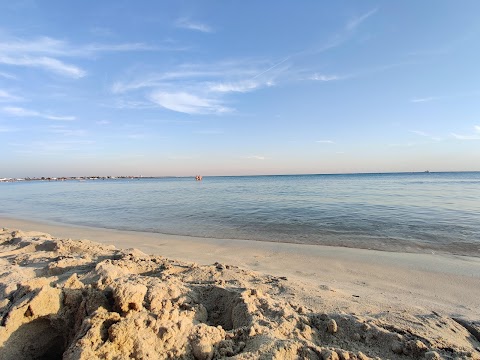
left=0, top=228, right=479, bottom=359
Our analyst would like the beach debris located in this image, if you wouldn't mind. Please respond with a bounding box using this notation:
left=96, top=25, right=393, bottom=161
left=327, top=319, right=338, bottom=334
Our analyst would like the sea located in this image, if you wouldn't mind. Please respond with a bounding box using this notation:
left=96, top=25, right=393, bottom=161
left=1, top=172, right=479, bottom=256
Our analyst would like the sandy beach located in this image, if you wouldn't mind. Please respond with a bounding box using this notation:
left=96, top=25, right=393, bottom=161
left=1, top=217, right=479, bottom=359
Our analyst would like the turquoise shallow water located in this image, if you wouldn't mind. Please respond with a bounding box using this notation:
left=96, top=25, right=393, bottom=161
left=1, top=172, right=479, bottom=256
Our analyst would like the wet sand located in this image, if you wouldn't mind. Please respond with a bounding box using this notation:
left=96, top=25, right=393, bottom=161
left=1, top=224, right=480, bottom=359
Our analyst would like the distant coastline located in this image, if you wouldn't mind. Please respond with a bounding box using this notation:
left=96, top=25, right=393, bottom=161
left=0, top=175, right=176, bottom=183
left=2, top=170, right=480, bottom=183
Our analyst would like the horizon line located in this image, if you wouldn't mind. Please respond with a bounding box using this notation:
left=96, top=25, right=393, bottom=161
left=3, top=170, right=479, bottom=180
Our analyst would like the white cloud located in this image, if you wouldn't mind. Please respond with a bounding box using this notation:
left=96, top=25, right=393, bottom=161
left=0, top=34, right=164, bottom=78
left=0, top=89, right=22, bottom=102
left=0, top=126, right=19, bottom=132
left=411, top=91, right=480, bottom=104
left=316, top=140, right=335, bottom=144
left=451, top=126, right=480, bottom=140
left=209, top=80, right=261, bottom=93
left=2, top=106, right=75, bottom=121
left=80, top=43, right=158, bottom=54
left=346, top=8, right=378, bottom=31
left=410, top=97, right=435, bottom=103
left=3, top=106, right=40, bottom=117
left=96, top=120, right=111, bottom=125
left=149, top=91, right=231, bottom=115
left=410, top=130, right=441, bottom=141
left=0, top=35, right=158, bottom=57
left=451, top=133, right=480, bottom=140
left=50, top=128, right=87, bottom=136
left=113, top=59, right=286, bottom=114
left=301, top=8, right=378, bottom=57
left=388, top=143, right=415, bottom=147
left=175, top=18, right=212, bottom=33
left=0, top=36, right=86, bottom=78
left=0, top=55, right=86, bottom=78
left=0, top=71, right=17, bottom=79
left=310, top=74, right=340, bottom=82
left=111, top=62, right=266, bottom=94
left=244, top=155, right=267, bottom=160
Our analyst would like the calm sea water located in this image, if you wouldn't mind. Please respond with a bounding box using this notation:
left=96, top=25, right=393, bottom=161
left=1, top=172, right=479, bottom=256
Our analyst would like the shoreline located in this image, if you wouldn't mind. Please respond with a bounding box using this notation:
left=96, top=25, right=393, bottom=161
left=1, top=220, right=480, bottom=358
left=1, top=215, right=479, bottom=320
left=2, top=213, right=479, bottom=258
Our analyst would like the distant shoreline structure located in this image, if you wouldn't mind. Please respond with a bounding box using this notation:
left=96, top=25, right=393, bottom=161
left=1, top=170, right=479, bottom=183
left=0, top=175, right=207, bottom=183
left=0, top=176, right=158, bottom=183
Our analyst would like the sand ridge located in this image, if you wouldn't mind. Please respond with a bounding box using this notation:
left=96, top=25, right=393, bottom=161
left=0, top=228, right=479, bottom=359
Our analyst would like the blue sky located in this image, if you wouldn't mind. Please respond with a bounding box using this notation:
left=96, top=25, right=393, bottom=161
left=1, top=1, right=480, bottom=177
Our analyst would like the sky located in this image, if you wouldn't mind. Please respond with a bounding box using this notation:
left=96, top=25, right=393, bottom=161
left=1, top=0, right=480, bottom=177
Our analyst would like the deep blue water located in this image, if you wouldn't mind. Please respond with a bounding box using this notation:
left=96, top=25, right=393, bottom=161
left=1, top=172, right=479, bottom=255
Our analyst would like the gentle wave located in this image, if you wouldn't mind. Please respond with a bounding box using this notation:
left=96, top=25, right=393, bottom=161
left=1, top=172, right=479, bottom=256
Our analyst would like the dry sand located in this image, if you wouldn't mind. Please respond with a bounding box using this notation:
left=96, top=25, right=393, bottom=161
left=0, top=217, right=479, bottom=359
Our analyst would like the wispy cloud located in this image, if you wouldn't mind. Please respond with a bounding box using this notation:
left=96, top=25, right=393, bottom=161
left=0, top=89, right=22, bottom=102
left=175, top=18, right=212, bottom=33
left=451, top=125, right=480, bottom=140
left=451, top=133, right=480, bottom=140
left=410, top=130, right=442, bottom=141
left=302, top=8, right=378, bottom=56
left=310, top=74, right=341, bottom=82
left=0, top=35, right=160, bottom=57
left=0, top=71, right=17, bottom=80
left=112, top=9, right=377, bottom=115
left=0, top=55, right=86, bottom=78
left=410, top=97, right=435, bottom=103
left=111, top=61, right=270, bottom=94
left=316, top=140, right=335, bottom=144
left=96, top=120, right=111, bottom=125
left=105, top=98, right=157, bottom=110
left=0, top=126, right=19, bottom=132
left=307, top=61, right=412, bottom=84
left=48, top=125, right=86, bottom=136
left=2, top=106, right=75, bottom=121
left=149, top=91, right=231, bottom=115
left=113, top=59, right=287, bottom=114
left=0, top=34, right=164, bottom=78
left=410, top=91, right=480, bottom=103
left=209, top=79, right=265, bottom=93
left=346, top=8, right=378, bottom=31
left=244, top=155, right=267, bottom=160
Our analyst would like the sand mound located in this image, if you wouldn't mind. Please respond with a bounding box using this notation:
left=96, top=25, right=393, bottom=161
left=0, top=228, right=479, bottom=359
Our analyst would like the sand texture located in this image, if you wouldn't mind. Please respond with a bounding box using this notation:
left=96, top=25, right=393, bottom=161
left=0, top=228, right=479, bottom=360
